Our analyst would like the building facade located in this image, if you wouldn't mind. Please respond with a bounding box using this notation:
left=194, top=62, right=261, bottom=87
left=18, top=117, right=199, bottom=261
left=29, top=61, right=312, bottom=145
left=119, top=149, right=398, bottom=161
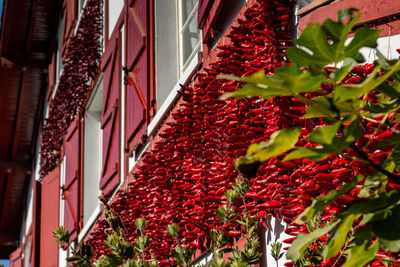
left=0, top=0, right=400, bottom=266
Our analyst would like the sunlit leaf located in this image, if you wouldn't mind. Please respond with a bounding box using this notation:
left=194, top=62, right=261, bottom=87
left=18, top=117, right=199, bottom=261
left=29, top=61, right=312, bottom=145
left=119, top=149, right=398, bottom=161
left=236, top=128, right=300, bottom=174
left=308, top=122, right=342, bottom=145
left=342, top=238, right=379, bottom=267
left=287, top=221, right=339, bottom=261
left=323, top=214, right=359, bottom=259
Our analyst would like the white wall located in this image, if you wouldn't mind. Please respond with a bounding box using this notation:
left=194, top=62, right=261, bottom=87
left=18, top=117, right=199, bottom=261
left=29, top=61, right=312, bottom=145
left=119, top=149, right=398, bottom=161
left=359, top=34, right=400, bottom=63
left=264, top=216, right=292, bottom=266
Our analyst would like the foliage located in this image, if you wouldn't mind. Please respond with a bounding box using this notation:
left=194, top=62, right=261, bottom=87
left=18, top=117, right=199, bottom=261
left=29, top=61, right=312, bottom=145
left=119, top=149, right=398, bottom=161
left=270, top=242, right=284, bottom=265
left=54, top=177, right=262, bottom=266
left=225, top=8, right=400, bottom=266
left=53, top=197, right=158, bottom=267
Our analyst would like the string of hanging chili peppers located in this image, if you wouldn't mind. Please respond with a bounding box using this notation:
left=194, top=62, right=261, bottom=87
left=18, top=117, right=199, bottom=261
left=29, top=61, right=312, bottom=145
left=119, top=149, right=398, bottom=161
left=86, top=0, right=400, bottom=265
left=39, top=0, right=103, bottom=177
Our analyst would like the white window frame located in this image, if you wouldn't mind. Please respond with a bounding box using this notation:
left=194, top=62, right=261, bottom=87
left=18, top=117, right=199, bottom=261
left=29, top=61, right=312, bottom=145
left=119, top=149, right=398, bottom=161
left=78, top=75, right=103, bottom=242
left=178, top=0, right=202, bottom=72
left=107, top=0, right=124, bottom=39
left=135, top=0, right=202, bottom=171
left=52, top=17, right=65, bottom=100
left=59, top=156, right=67, bottom=267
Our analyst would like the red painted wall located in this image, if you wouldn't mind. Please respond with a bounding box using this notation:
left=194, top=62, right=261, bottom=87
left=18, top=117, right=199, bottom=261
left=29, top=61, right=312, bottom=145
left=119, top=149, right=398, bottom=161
left=40, top=167, right=60, bottom=267
left=299, top=0, right=400, bottom=36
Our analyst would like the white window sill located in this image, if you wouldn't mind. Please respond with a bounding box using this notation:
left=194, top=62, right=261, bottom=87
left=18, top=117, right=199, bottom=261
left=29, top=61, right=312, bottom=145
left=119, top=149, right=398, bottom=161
left=147, top=52, right=201, bottom=137
left=78, top=204, right=101, bottom=242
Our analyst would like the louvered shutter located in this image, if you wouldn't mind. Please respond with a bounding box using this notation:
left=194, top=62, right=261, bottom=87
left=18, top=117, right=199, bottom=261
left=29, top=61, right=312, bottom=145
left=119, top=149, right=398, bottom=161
left=47, top=53, right=56, bottom=100
left=9, top=247, right=22, bottom=267
left=198, top=0, right=226, bottom=42
left=64, top=0, right=78, bottom=43
left=198, top=0, right=214, bottom=28
left=100, top=34, right=121, bottom=196
left=63, top=118, right=81, bottom=240
left=125, top=0, right=151, bottom=153
left=40, top=167, right=60, bottom=267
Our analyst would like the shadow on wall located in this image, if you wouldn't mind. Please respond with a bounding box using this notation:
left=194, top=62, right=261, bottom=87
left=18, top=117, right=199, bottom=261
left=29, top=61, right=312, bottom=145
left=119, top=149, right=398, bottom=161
left=265, top=216, right=291, bottom=266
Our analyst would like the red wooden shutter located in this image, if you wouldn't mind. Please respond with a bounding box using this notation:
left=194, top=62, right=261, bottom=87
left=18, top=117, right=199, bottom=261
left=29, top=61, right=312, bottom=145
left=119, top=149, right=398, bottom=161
left=198, top=0, right=214, bottom=28
left=47, top=52, right=56, bottom=101
left=198, top=0, right=226, bottom=42
left=63, top=117, right=81, bottom=240
left=9, top=247, right=22, bottom=267
left=64, top=0, right=78, bottom=43
left=125, top=0, right=150, bottom=152
left=100, top=34, right=121, bottom=196
left=40, top=167, right=60, bottom=267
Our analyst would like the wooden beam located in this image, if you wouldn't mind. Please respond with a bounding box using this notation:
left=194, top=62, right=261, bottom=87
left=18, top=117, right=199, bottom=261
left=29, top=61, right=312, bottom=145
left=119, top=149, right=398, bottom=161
left=0, top=161, right=31, bottom=172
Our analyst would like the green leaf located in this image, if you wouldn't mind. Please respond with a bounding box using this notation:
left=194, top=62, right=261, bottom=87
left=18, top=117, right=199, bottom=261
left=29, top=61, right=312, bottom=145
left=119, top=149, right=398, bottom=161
left=288, top=22, right=335, bottom=67
left=287, top=221, right=339, bottom=261
left=283, top=147, right=333, bottom=162
left=342, top=238, right=379, bottom=267
left=221, top=66, right=325, bottom=100
left=248, top=128, right=300, bottom=161
left=349, top=61, right=400, bottom=97
left=331, top=59, right=358, bottom=83
left=308, top=122, right=342, bottom=145
left=135, top=218, right=148, bottom=231
left=372, top=206, right=400, bottom=252
left=294, top=175, right=364, bottom=224
left=167, top=223, right=179, bottom=238
left=323, top=214, right=359, bottom=259
left=377, top=82, right=400, bottom=99
left=216, top=206, right=227, bottom=221
left=345, top=27, right=382, bottom=58
left=66, top=256, right=81, bottom=262
left=303, top=96, right=337, bottom=119
left=236, top=128, right=300, bottom=173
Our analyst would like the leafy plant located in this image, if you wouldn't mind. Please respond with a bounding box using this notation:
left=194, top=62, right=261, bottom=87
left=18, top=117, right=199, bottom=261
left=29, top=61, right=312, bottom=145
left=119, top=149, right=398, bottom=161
left=224, top=8, right=400, bottom=266
left=53, top=197, right=158, bottom=267
left=55, top=177, right=263, bottom=266
left=271, top=242, right=284, bottom=267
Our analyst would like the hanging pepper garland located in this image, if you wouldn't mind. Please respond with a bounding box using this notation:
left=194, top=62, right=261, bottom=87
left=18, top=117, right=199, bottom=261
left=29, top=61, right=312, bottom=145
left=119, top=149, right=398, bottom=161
left=89, top=0, right=296, bottom=264
left=85, top=0, right=400, bottom=266
left=39, top=0, right=103, bottom=177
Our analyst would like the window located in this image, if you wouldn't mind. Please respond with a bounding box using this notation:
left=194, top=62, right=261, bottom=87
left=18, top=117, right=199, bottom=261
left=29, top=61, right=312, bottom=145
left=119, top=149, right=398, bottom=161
left=78, top=0, right=86, bottom=16
left=107, top=0, right=124, bottom=39
left=155, top=0, right=202, bottom=111
left=180, top=0, right=202, bottom=69
left=83, top=79, right=103, bottom=225
left=55, top=17, right=64, bottom=94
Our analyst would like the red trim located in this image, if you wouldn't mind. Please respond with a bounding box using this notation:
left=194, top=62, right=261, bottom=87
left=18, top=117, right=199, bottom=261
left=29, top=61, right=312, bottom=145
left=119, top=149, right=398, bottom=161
left=9, top=247, right=22, bottom=267
left=198, top=0, right=214, bottom=28
left=104, top=0, right=109, bottom=45
left=39, top=167, right=60, bottom=266
left=32, top=180, right=41, bottom=267
left=299, top=0, right=400, bottom=37
left=149, top=0, right=156, bottom=119
left=201, top=0, right=226, bottom=43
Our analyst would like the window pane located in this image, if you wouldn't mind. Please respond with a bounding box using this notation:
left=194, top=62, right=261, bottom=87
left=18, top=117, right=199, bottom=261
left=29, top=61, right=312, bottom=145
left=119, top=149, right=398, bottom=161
left=181, top=0, right=197, bottom=23
left=182, top=16, right=201, bottom=65
left=155, top=0, right=179, bottom=109
left=83, top=82, right=102, bottom=225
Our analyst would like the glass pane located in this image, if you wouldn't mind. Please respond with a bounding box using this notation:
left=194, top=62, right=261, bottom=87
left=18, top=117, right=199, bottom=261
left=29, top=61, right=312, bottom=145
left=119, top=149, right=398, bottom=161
left=155, top=0, right=179, bottom=109
left=182, top=16, right=201, bottom=66
left=181, top=0, right=197, bottom=24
